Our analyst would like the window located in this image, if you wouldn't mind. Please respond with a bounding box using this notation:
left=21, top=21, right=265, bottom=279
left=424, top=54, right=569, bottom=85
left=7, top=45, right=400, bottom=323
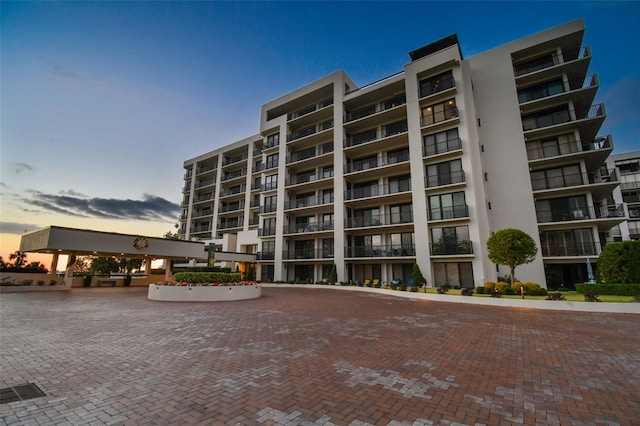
left=428, top=191, right=468, bottom=221
left=384, top=120, right=408, bottom=137
left=387, top=148, right=409, bottom=164
left=322, top=213, right=334, bottom=229
left=518, top=79, right=565, bottom=103
left=522, top=106, right=571, bottom=131
left=388, top=175, right=411, bottom=193
left=348, top=129, right=378, bottom=146
left=265, top=153, right=279, bottom=169
left=421, top=99, right=457, bottom=126
left=295, top=192, right=315, bottom=208
left=353, top=181, right=379, bottom=199
left=430, top=226, right=471, bottom=255
left=433, top=262, right=474, bottom=288
left=419, top=70, right=454, bottom=97
left=390, top=203, right=412, bottom=224
left=322, top=239, right=334, bottom=258
left=261, top=241, right=275, bottom=260
left=426, top=159, right=464, bottom=187
left=390, top=232, right=414, bottom=255
left=294, top=240, right=315, bottom=259
left=263, top=217, right=277, bottom=235
left=322, top=189, right=334, bottom=204
left=423, top=128, right=461, bottom=156
left=296, top=170, right=316, bottom=184
left=264, top=174, right=278, bottom=191
left=535, top=196, right=588, bottom=223
left=514, top=54, right=555, bottom=76
left=265, top=133, right=279, bottom=148
left=263, top=195, right=277, bottom=213
left=526, top=133, right=577, bottom=160
left=351, top=155, right=377, bottom=172
left=353, top=235, right=382, bottom=256
left=540, top=229, right=596, bottom=256
left=530, top=164, right=582, bottom=190
left=322, top=166, right=334, bottom=179
left=354, top=208, right=380, bottom=227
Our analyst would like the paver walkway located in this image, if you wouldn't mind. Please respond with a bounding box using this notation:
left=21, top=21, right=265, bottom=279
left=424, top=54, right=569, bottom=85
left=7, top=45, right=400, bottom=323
left=1, top=287, right=638, bottom=425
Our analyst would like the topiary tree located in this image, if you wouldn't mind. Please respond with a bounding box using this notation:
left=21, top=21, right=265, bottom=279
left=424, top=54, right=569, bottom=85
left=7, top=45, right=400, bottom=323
left=412, top=263, right=426, bottom=287
left=328, top=263, right=337, bottom=284
left=597, top=240, right=640, bottom=284
left=486, top=228, right=537, bottom=286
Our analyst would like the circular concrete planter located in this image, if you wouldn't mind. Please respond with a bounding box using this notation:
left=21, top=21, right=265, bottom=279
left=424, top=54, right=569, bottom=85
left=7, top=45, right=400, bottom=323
left=147, top=283, right=261, bottom=302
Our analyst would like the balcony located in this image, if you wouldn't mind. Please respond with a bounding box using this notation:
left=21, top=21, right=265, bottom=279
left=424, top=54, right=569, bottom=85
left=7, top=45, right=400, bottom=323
left=430, top=241, right=473, bottom=256
left=221, top=170, right=247, bottom=182
left=286, top=172, right=333, bottom=187
left=423, top=137, right=462, bottom=159
left=425, top=170, right=466, bottom=189
left=259, top=204, right=278, bottom=214
left=514, top=46, right=591, bottom=84
left=345, top=213, right=413, bottom=229
left=345, top=182, right=411, bottom=201
left=536, top=204, right=625, bottom=223
left=287, top=98, right=333, bottom=121
left=541, top=241, right=600, bottom=257
left=218, top=218, right=243, bottom=230
left=190, top=225, right=211, bottom=234
left=284, top=221, right=334, bottom=234
left=192, top=194, right=213, bottom=205
left=218, top=202, right=245, bottom=213
left=427, top=205, right=470, bottom=222
left=344, top=121, right=408, bottom=149
left=287, top=120, right=333, bottom=143
left=420, top=106, right=459, bottom=128
left=191, top=210, right=213, bottom=219
left=526, top=135, right=613, bottom=171
left=256, top=252, right=275, bottom=261
left=283, top=248, right=334, bottom=260
left=219, top=185, right=246, bottom=198
left=345, top=244, right=416, bottom=258
left=518, top=75, right=598, bottom=118
left=284, top=195, right=331, bottom=210
left=196, top=164, right=217, bottom=175
left=261, top=182, right=277, bottom=192
left=222, top=153, right=248, bottom=167
left=286, top=144, right=334, bottom=165
left=345, top=151, right=410, bottom=175
left=258, top=227, right=277, bottom=237
left=523, top=104, right=605, bottom=146
left=531, top=169, right=619, bottom=199
left=195, top=178, right=216, bottom=189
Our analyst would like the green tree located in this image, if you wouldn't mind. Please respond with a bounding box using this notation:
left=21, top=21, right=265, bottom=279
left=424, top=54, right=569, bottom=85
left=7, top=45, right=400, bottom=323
left=90, top=257, right=120, bottom=275
left=328, top=263, right=337, bottom=284
left=597, top=240, right=640, bottom=284
left=9, top=251, right=27, bottom=268
left=163, top=230, right=180, bottom=240
left=412, top=263, right=426, bottom=287
left=486, top=228, right=537, bottom=285
left=118, top=258, right=143, bottom=275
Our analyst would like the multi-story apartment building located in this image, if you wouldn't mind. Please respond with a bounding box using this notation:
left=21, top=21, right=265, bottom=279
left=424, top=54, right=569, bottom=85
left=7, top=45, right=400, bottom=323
left=180, top=19, right=627, bottom=288
left=607, top=152, right=640, bottom=241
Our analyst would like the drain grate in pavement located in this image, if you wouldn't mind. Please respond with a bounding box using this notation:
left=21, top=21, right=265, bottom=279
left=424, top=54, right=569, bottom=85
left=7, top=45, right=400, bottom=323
left=0, top=383, right=46, bottom=404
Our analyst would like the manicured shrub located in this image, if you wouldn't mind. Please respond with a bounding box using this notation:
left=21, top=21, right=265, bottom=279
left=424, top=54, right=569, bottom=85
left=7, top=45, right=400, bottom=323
left=37, top=280, right=45, bottom=286
left=575, top=283, right=640, bottom=296
left=529, top=288, right=548, bottom=296
left=174, top=272, right=242, bottom=283
left=597, top=240, right=640, bottom=284
left=475, top=286, right=485, bottom=294
left=503, top=287, right=516, bottom=295
left=546, top=292, right=565, bottom=301
left=484, top=282, right=496, bottom=291
left=495, top=282, right=509, bottom=292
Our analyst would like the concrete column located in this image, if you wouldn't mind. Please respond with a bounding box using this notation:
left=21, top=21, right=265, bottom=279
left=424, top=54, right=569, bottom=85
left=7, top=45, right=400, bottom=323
left=50, top=253, right=59, bottom=277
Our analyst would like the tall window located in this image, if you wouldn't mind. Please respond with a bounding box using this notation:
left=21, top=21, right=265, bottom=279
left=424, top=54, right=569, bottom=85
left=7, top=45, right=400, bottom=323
left=390, top=232, right=414, bottom=255
left=426, top=159, right=464, bottom=187
left=518, top=79, right=565, bottom=103
left=388, top=175, right=411, bottom=193
left=430, top=226, right=471, bottom=255
left=540, top=229, right=596, bottom=256
left=261, top=241, right=275, bottom=259
left=428, top=191, right=467, bottom=221
left=263, top=217, right=277, bottom=235
left=263, top=195, right=277, bottom=213
left=421, top=99, right=457, bottom=126
left=433, top=262, right=474, bottom=288
left=265, top=153, right=279, bottom=169
left=322, top=166, right=334, bottom=179
left=423, top=128, right=461, bottom=156
left=354, top=208, right=380, bottom=227
left=514, top=54, right=555, bottom=76
left=419, top=70, right=454, bottom=97
left=387, top=148, right=409, bottom=164
left=522, top=106, right=571, bottom=131
left=264, top=174, right=278, bottom=191
left=390, top=203, right=412, bottom=224
left=265, top=133, right=279, bottom=148
left=530, top=164, right=582, bottom=190
left=322, top=238, right=334, bottom=258
left=322, top=189, right=334, bottom=204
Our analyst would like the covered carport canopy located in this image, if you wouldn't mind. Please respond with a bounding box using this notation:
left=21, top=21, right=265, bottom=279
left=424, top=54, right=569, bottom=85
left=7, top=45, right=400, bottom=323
left=20, top=226, right=208, bottom=279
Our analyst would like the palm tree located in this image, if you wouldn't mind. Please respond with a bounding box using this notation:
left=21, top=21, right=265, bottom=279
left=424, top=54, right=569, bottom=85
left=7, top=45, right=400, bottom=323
left=9, top=251, right=27, bottom=268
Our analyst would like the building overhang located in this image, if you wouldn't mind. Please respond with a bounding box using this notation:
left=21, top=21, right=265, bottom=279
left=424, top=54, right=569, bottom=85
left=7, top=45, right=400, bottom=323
left=19, top=226, right=207, bottom=260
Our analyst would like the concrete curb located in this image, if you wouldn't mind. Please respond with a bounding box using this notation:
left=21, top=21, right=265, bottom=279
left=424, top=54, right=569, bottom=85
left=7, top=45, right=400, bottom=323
left=261, top=284, right=640, bottom=314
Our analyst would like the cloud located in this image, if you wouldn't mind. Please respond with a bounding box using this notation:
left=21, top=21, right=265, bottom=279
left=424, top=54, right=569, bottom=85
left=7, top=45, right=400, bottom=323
left=14, top=162, right=35, bottom=175
left=599, top=77, right=640, bottom=127
left=0, top=222, right=45, bottom=235
left=22, top=191, right=180, bottom=222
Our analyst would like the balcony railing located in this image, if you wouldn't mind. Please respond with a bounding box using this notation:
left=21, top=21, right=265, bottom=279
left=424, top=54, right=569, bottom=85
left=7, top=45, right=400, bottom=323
left=345, top=182, right=411, bottom=201
left=344, top=122, right=408, bottom=148
left=514, top=46, right=590, bottom=77
left=287, top=98, right=333, bottom=121
left=195, top=178, right=215, bottom=189
left=541, top=241, right=600, bottom=257
left=258, top=227, right=277, bottom=237
left=218, top=202, right=245, bottom=213
left=523, top=103, right=604, bottom=132
left=344, top=94, right=406, bottom=122
left=256, top=252, right=275, bottom=261
left=259, top=204, right=277, bottom=214
left=193, top=194, right=213, bottom=203
left=286, top=144, right=334, bottom=164
left=222, top=170, right=247, bottom=182
left=196, top=164, right=217, bottom=174
left=427, top=205, right=470, bottom=221
left=345, top=213, right=413, bottom=228
left=287, top=120, right=334, bottom=142
left=284, top=248, right=334, bottom=260
left=284, top=195, right=331, bottom=210
left=420, top=106, right=458, bottom=127
left=191, top=210, right=213, bottom=219
left=345, top=244, right=416, bottom=258
left=536, top=204, right=625, bottom=223
left=191, top=225, right=211, bottom=233
left=286, top=172, right=333, bottom=186
left=284, top=221, right=334, bottom=234
left=345, top=151, right=410, bottom=173
left=261, top=182, right=277, bottom=192
left=220, top=185, right=246, bottom=197
left=518, top=74, right=597, bottom=104
left=222, top=153, right=248, bottom=166
left=218, top=219, right=243, bottom=230
left=425, top=170, right=465, bottom=188
left=430, top=241, right=473, bottom=255
left=423, top=137, right=462, bottom=157
left=526, top=135, right=612, bottom=161
left=531, top=169, right=618, bottom=191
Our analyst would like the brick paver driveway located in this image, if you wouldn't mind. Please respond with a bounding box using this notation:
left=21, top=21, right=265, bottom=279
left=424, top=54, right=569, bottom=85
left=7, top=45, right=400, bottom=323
left=1, top=287, right=638, bottom=425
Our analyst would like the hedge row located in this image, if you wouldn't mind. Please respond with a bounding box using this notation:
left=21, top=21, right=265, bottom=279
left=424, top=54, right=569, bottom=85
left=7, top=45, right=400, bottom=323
left=173, top=272, right=241, bottom=283
left=575, top=283, right=640, bottom=296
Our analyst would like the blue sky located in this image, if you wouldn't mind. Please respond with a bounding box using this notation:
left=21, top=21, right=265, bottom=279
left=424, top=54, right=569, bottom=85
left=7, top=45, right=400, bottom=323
left=1, top=1, right=639, bottom=261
